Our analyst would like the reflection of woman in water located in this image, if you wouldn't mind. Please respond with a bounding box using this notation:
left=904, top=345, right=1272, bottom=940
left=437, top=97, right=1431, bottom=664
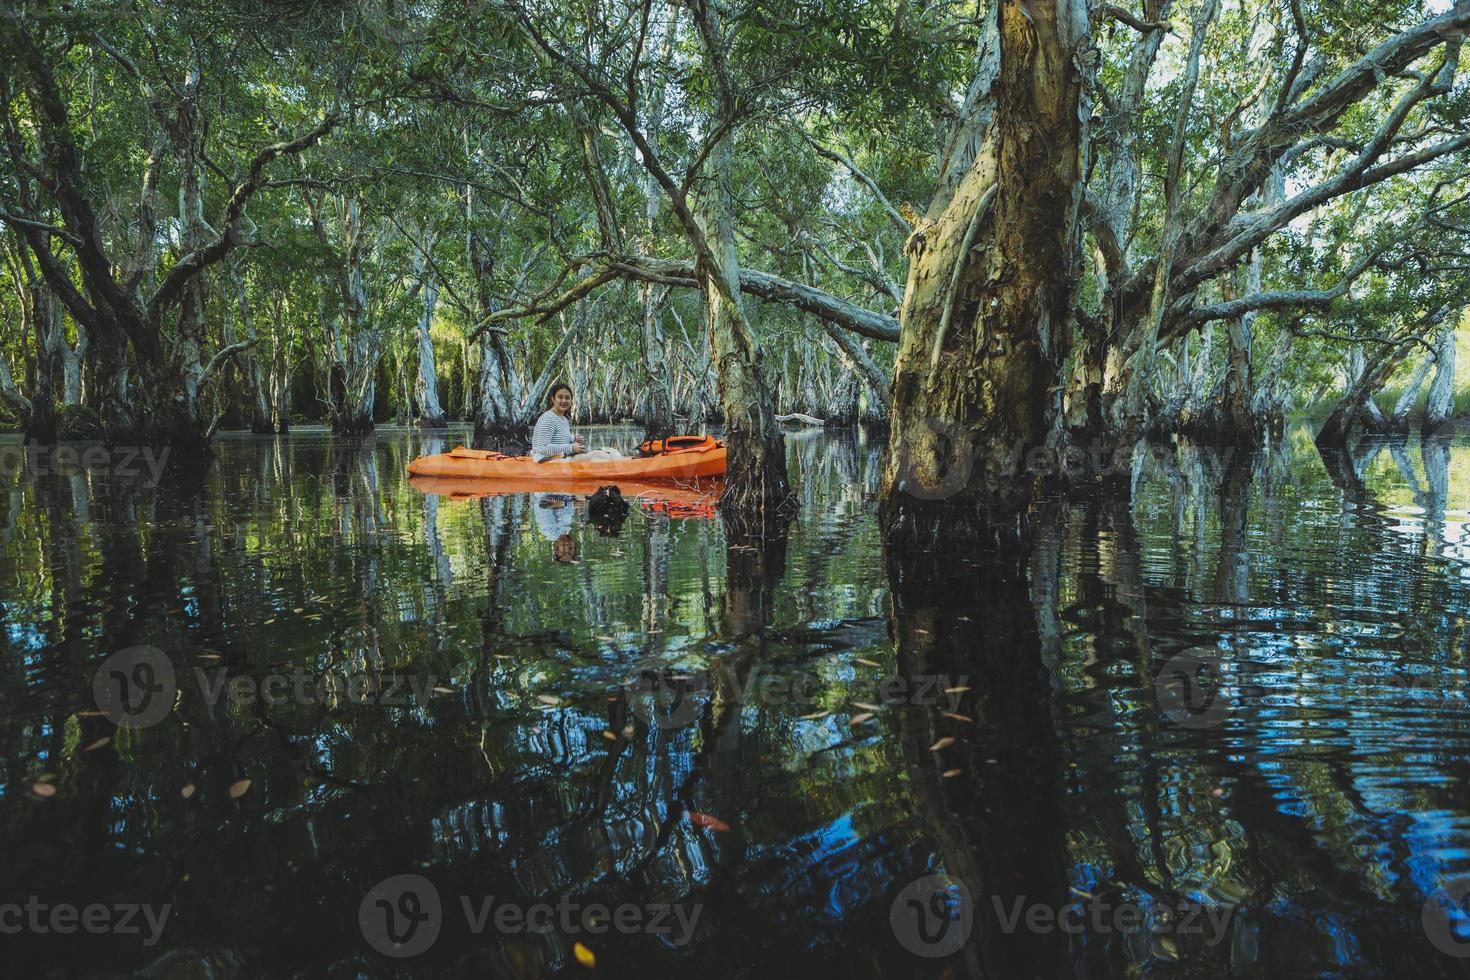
left=532, top=492, right=580, bottom=563
left=552, top=533, right=578, bottom=564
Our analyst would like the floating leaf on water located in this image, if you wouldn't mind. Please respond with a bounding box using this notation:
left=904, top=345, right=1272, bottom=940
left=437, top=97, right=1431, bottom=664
left=228, top=779, right=252, bottom=799
left=75, top=710, right=106, bottom=718
left=944, top=686, right=971, bottom=694
left=942, top=712, right=975, bottom=724
left=915, top=629, right=931, bottom=635
left=81, top=737, right=111, bottom=752
left=535, top=694, right=562, bottom=706
left=687, top=811, right=731, bottom=832
left=602, top=730, right=618, bottom=741
left=292, top=607, right=304, bottom=614
left=596, top=635, right=615, bottom=642
left=850, top=712, right=875, bottom=726
left=800, top=710, right=832, bottom=721
left=852, top=701, right=882, bottom=712
left=199, top=652, right=223, bottom=661
left=941, top=768, right=962, bottom=778
left=433, top=686, right=454, bottom=694
left=32, top=782, right=57, bottom=798
left=573, top=941, right=596, bottom=968
left=1210, top=787, right=1225, bottom=797
left=621, top=723, right=636, bottom=739
left=929, top=737, right=956, bottom=751
left=181, top=783, right=197, bottom=799
left=854, top=658, right=882, bottom=668
left=1158, top=936, right=1178, bottom=960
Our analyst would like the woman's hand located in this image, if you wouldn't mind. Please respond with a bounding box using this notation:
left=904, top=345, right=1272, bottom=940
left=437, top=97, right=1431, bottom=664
left=571, top=439, right=586, bottom=455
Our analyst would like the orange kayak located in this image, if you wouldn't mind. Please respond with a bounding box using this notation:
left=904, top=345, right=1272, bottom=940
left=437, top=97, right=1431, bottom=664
left=406, top=440, right=726, bottom=482
left=409, top=476, right=721, bottom=518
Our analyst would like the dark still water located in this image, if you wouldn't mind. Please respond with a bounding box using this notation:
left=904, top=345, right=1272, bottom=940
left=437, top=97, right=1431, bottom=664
left=2, top=426, right=1469, bottom=978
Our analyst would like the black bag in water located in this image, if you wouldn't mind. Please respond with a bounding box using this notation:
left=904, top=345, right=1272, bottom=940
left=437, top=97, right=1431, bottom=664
left=587, top=484, right=630, bottom=535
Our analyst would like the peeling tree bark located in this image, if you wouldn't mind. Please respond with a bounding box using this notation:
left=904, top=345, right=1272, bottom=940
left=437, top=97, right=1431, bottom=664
left=691, top=0, right=792, bottom=522
left=881, top=0, right=1092, bottom=539
left=409, top=231, right=447, bottom=428
left=1422, top=316, right=1459, bottom=435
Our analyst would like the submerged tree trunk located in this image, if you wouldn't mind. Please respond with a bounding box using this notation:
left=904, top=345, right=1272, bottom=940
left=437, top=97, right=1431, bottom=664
left=228, top=269, right=274, bottom=434
left=465, top=186, right=526, bottom=450
left=328, top=195, right=379, bottom=436
left=639, top=284, right=676, bottom=440
left=1389, top=351, right=1434, bottom=433
left=409, top=236, right=446, bottom=428
left=692, top=1, right=792, bottom=523
left=881, top=0, right=1091, bottom=539
left=1316, top=337, right=1422, bottom=448
left=1422, top=317, right=1458, bottom=435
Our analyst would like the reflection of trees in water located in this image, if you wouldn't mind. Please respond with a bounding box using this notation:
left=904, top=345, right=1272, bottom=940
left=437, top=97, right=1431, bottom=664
left=5, top=432, right=1470, bottom=973
left=882, top=525, right=1065, bottom=978
left=1038, top=437, right=1470, bottom=976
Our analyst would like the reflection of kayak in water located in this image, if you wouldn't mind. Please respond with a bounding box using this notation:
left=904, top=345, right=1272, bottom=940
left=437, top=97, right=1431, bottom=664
left=406, top=438, right=725, bottom=481
left=408, top=475, right=721, bottom=519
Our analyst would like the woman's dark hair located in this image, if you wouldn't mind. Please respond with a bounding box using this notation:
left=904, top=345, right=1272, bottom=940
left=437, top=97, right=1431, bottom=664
left=547, top=383, right=572, bottom=408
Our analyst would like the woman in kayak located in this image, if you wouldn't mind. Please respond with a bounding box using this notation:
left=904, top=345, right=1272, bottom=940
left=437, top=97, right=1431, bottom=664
left=531, top=384, right=624, bottom=462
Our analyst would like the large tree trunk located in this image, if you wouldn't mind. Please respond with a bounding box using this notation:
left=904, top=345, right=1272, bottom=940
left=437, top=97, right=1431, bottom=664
left=228, top=269, right=275, bottom=434
left=1389, top=350, right=1434, bottom=432
left=639, top=283, right=676, bottom=440
left=328, top=195, right=378, bottom=436
left=881, top=0, right=1091, bottom=539
left=692, top=1, right=792, bottom=522
left=637, top=17, right=680, bottom=443
left=1066, top=1, right=1170, bottom=442
left=1422, top=316, right=1459, bottom=435
left=410, top=238, right=447, bottom=428
left=1103, top=0, right=1217, bottom=454
left=468, top=215, right=524, bottom=450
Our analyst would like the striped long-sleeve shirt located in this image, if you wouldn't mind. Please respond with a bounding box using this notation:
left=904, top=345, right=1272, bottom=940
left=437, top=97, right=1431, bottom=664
left=530, top=410, right=576, bottom=462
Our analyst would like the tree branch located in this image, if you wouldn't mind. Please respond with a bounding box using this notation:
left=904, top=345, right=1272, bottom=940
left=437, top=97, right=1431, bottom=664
left=147, top=112, right=338, bottom=324
left=796, top=129, right=912, bottom=238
